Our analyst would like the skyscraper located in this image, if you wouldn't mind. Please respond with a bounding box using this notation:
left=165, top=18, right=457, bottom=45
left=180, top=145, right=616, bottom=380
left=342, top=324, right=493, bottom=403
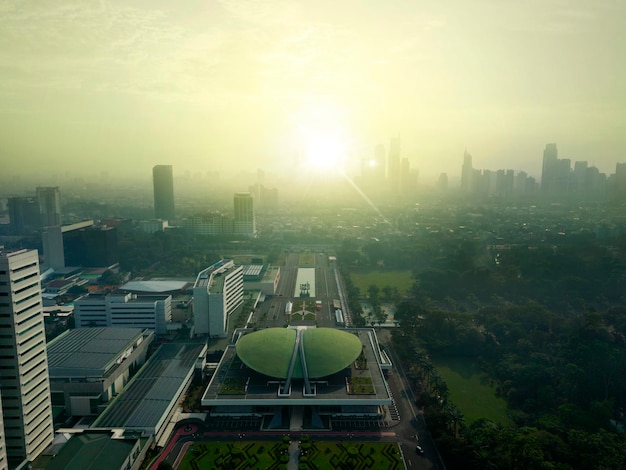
left=7, top=197, right=39, bottom=235
left=0, top=249, right=54, bottom=466
left=35, top=186, right=62, bottom=227
left=233, top=192, right=256, bottom=238
left=153, top=165, right=175, bottom=221
left=461, top=150, right=473, bottom=192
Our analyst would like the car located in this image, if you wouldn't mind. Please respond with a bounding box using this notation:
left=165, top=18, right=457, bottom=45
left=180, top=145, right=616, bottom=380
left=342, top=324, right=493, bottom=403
left=415, top=445, right=424, bottom=455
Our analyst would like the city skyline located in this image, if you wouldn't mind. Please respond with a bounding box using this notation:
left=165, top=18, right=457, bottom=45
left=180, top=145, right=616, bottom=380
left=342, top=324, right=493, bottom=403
left=1, top=1, right=625, bottom=180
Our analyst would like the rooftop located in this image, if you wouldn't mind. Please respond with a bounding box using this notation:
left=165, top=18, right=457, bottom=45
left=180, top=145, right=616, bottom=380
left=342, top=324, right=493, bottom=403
left=47, top=327, right=148, bottom=375
left=92, top=342, right=205, bottom=432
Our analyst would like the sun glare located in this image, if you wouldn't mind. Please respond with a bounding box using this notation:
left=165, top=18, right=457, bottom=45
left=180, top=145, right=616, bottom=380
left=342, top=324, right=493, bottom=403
left=292, top=101, right=351, bottom=171
left=302, top=129, right=347, bottom=170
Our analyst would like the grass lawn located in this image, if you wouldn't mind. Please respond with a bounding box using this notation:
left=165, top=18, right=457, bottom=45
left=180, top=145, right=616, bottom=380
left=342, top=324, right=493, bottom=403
left=434, top=356, right=513, bottom=426
left=177, top=440, right=403, bottom=470
left=348, top=269, right=413, bottom=297
left=299, top=253, right=315, bottom=266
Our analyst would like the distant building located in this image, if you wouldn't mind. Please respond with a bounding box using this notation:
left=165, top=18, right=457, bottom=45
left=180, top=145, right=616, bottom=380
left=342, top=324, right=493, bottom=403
left=461, top=150, right=473, bottom=192
left=74, top=293, right=172, bottom=335
left=35, top=186, right=62, bottom=228
left=184, top=212, right=233, bottom=237
left=233, top=192, right=256, bottom=238
left=0, top=249, right=54, bottom=466
left=153, top=165, right=175, bottom=221
left=7, top=196, right=39, bottom=235
left=193, top=260, right=244, bottom=337
left=139, top=219, right=168, bottom=234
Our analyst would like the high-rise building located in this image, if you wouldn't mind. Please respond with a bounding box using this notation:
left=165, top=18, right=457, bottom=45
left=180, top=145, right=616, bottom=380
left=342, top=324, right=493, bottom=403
left=233, top=192, right=256, bottom=238
left=461, top=150, right=473, bottom=192
left=0, top=249, right=54, bottom=466
left=7, top=197, right=39, bottom=235
left=541, top=143, right=567, bottom=194
left=193, top=260, right=244, bottom=337
left=42, top=221, right=118, bottom=270
left=153, top=165, right=175, bottom=221
left=35, top=187, right=62, bottom=228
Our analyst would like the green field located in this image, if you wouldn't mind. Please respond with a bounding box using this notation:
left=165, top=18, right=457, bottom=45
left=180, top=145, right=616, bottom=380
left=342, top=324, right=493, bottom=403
left=299, top=253, right=315, bottom=266
left=349, top=270, right=413, bottom=297
left=434, top=356, right=513, bottom=426
left=177, top=440, right=403, bottom=470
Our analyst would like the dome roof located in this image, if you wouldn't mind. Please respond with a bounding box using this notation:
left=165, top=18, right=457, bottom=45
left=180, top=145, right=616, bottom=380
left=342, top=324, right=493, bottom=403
left=236, top=327, right=362, bottom=379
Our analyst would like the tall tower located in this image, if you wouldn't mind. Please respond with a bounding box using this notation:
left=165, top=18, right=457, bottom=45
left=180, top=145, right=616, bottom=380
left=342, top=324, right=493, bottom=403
left=0, top=249, right=54, bottom=466
left=35, top=186, right=62, bottom=227
left=461, top=150, right=473, bottom=192
left=152, top=165, right=175, bottom=221
left=233, top=192, right=256, bottom=238
left=541, top=143, right=558, bottom=193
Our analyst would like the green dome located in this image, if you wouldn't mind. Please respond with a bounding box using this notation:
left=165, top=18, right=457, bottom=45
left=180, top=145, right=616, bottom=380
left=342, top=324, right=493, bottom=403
left=236, top=328, right=362, bottom=379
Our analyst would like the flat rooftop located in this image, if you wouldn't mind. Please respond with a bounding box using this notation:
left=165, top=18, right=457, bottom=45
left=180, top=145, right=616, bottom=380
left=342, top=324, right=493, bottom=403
left=92, top=342, right=205, bottom=432
left=47, top=327, right=148, bottom=376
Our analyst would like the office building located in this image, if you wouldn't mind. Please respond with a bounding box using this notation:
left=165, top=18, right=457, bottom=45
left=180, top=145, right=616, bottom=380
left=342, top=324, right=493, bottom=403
left=74, top=293, right=172, bottom=335
left=233, top=192, right=256, bottom=238
left=7, top=197, right=39, bottom=235
left=35, top=187, right=62, bottom=228
left=42, top=221, right=118, bottom=270
left=47, top=327, right=154, bottom=416
left=193, top=260, right=244, bottom=337
left=461, top=150, right=473, bottom=192
left=153, top=165, right=175, bottom=221
left=0, top=249, right=54, bottom=466
left=0, top=400, right=6, bottom=470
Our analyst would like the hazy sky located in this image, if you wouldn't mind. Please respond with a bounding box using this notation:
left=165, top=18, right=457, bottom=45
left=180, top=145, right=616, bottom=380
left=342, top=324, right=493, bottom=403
left=1, top=0, right=625, bottom=181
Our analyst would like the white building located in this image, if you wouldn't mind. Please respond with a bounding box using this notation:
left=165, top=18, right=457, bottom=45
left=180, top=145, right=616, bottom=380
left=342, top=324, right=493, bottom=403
left=74, top=293, right=172, bottom=335
left=0, top=249, right=54, bottom=467
left=233, top=192, right=256, bottom=238
left=193, top=260, right=244, bottom=337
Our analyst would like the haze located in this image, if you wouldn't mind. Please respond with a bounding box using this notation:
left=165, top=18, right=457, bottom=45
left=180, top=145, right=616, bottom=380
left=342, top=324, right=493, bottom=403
left=1, top=0, right=625, bottom=181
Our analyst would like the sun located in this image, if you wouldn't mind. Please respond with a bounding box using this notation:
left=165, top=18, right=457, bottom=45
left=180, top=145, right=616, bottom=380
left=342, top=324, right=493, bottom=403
left=292, top=101, right=351, bottom=171
left=301, top=128, right=347, bottom=170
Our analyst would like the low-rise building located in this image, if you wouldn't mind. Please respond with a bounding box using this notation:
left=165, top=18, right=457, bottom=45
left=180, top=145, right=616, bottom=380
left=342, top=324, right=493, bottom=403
left=47, top=327, right=154, bottom=416
left=74, top=293, right=172, bottom=335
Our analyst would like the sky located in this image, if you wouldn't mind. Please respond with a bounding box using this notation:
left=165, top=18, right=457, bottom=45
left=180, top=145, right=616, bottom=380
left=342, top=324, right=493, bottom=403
left=1, top=0, right=625, bottom=182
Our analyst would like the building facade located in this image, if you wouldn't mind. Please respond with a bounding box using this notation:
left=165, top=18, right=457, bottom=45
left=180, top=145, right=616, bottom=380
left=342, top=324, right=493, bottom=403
left=74, top=293, right=172, bottom=335
left=233, top=192, right=256, bottom=238
left=0, top=249, right=54, bottom=466
left=35, top=187, right=62, bottom=228
left=193, top=260, right=244, bottom=337
left=153, top=165, right=175, bottom=221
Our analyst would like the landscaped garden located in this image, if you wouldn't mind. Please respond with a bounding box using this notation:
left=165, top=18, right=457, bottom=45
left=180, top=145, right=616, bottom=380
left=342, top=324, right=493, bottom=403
left=177, top=439, right=403, bottom=470
left=218, top=377, right=248, bottom=395
left=347, top=376, right=375, bottom=395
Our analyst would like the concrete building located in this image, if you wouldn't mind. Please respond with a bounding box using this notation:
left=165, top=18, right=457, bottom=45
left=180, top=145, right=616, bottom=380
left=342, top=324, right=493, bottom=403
left=233, top=192, right=256, bottom=238
left=91, top=342, right=206, bottom=443
left=7, top=197, right=39, bottom=235
left=74, top=293, right=172, bottom=335
left=0, top=249, right=54, bottom=467
left=153, top=165, right=175, bottom=221
left=35, top=187, right=62, bottom=228
left=242, top=265, right=281, bottom=296
left=42, top=220, right=119, bottom=270
left=201, top=327, right=393, bottom=430
left=193, top=260, right=244, bottom=337
left=47, top=327, right=154, bottom=416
